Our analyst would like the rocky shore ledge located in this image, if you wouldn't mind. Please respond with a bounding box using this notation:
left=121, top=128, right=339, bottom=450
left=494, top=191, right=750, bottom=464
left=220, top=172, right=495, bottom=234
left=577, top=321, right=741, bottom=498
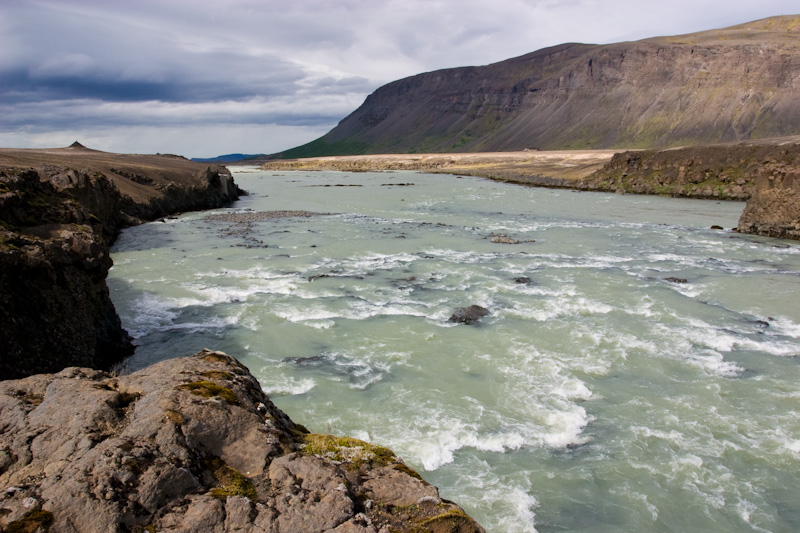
left=0, top=144, right=242, bottom=379
left=0, top=349, right=483, bottom=532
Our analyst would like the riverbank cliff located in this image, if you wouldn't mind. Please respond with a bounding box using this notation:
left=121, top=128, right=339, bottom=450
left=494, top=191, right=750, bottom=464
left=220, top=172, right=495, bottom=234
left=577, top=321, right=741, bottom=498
left=0, top=144, right=241, bottom=379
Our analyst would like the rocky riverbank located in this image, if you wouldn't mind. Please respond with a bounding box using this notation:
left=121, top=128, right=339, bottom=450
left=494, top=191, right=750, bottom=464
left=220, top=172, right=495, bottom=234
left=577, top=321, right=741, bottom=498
left=0, top=349, right=483, bottom=532
left=579, top=143, right=800, bottom=200
left=261, top=142, right=800, bottom=240
left=0, top=144, right=242, bottom=379
left=581, top=143, right=800, bottom=239
left=0, top=145, right=485, bottom=531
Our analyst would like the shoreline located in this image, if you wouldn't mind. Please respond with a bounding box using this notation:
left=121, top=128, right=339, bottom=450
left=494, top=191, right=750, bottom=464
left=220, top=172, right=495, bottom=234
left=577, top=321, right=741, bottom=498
left=260, top=144, right=800, bottom=240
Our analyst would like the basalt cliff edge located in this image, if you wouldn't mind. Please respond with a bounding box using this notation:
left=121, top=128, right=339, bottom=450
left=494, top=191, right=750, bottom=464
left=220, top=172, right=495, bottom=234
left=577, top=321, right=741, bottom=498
left=0, top=143, right=241, bottom=379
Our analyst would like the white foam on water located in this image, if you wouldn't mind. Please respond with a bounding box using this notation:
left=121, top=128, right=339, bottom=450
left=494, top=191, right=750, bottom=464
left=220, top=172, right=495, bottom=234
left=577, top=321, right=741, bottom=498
left=678, top=317, right=800, bottom=358
left=505, top=296, right=613, bottom=321
left=489, top=344, right=595, bottom=449
left=127, top=292, right=179, bottom=337
left=542, top=408, right=592, bottom=448
left=423, top=248, right=514, bottom=264
left=436, top=456, right=539, bottom=533
left=735, top=500, right=773, bottom=533
left=272, top=304, right=341, bottom=323
left=271, top=298, right=431, bottom=325
left=313, top=251, right=420, bottom=276
left=689, top=350, right=744, bottom=377
left=126, top=292, right=238, bottom=337
left=363, top=389, right=544, bottom=472
left=669, top=282, right=704, bottom=298
left=785, top=440, right=800, bottom=454
left=260, top=375, right=316, bottom=396
left=768, top=315, right=800, bottom=339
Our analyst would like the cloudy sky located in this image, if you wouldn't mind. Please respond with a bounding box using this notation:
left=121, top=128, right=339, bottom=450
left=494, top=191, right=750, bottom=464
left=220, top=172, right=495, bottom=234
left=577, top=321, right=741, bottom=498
left=1, top=0, right=797, bottom=158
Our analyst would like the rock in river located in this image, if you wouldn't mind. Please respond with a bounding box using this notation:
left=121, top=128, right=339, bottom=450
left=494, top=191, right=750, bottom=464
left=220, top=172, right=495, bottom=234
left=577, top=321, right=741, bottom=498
left=449, top=305, right=490, bottom=325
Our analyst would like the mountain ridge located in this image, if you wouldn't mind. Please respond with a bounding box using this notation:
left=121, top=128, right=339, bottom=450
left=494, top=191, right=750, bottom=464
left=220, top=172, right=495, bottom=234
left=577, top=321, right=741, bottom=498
left=276, top=15, right=800, bottom=158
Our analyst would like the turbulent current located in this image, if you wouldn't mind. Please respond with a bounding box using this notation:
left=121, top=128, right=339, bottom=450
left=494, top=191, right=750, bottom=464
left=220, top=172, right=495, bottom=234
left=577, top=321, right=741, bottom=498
left=108, top=168, right=800, bottom=532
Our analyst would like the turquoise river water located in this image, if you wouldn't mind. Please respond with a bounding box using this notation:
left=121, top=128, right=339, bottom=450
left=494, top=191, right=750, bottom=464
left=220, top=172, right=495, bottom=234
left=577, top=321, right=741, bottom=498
left=108, top=168, right=800, bottom=532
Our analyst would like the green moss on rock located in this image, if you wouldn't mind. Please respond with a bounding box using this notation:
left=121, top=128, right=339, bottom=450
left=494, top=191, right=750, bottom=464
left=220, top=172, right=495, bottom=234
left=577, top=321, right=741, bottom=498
left=5, top=509, right=54, bottom=533
left=201, top=370, right=233, bottom=380
left=178, top=380, right=239, bottom=405
left=205, top=457, right=257, bottom=501
left=300, top=433, right=397, bottom=469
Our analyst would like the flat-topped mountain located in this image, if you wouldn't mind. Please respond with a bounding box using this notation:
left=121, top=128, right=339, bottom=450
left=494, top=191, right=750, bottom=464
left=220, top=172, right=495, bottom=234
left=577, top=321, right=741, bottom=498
left=278, top=15, right=800, bottom=158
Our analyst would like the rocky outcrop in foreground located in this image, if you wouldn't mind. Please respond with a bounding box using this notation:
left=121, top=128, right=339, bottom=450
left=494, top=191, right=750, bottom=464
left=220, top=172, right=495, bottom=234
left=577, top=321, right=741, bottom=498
left=0, top=145, right=242, bottom=379
left=0, top=350, right=483, bottom=532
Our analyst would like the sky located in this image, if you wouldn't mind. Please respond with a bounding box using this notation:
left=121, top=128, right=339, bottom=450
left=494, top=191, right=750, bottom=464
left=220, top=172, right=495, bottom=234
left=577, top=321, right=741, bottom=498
left=1, top=1, right=798, bottom=158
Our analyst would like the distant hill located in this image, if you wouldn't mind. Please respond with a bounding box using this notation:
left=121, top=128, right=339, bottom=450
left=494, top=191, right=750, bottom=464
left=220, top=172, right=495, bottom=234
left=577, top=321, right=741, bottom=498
left=191, top=153, right=265, bottom=163
left=277, top=15, right=800, bottom=158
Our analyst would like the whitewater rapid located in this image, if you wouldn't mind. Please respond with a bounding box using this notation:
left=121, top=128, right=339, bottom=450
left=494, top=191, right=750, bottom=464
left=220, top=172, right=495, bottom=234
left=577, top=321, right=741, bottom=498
left=108, top=169, right=800, bottom=532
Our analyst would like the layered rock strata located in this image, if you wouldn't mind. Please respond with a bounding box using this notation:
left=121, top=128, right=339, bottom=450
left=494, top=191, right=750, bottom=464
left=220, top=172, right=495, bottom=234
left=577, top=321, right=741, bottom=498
left=0, top=349, right=483, bottom=532
left=277, top=16, right=800, bottom=157
left=0, top=146, right=241, bottom=379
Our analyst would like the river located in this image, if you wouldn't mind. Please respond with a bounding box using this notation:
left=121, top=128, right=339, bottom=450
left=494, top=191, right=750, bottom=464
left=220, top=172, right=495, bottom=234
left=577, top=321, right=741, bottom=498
left=108, top=168, right=800, bottom=532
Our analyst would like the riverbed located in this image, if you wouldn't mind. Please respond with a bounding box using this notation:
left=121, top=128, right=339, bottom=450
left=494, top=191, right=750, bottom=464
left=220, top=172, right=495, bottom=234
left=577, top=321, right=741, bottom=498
left=108, top=168, right=800, bottom=532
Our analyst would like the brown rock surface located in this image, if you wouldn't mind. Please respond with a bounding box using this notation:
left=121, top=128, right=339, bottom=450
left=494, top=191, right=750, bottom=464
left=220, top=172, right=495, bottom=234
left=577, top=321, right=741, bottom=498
left=0, top=349, right=484, bottom=533
left=581, top=142, right=800, bottom=200
left=0, top=145, right=242, bottom=379
left=738, top=151, right=800, bottom=239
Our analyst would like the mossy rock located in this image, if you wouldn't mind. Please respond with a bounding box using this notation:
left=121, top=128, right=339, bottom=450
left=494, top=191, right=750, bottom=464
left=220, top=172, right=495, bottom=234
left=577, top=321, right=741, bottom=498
left=201, top=370, right=233, bottom=380
left=300, top=433, right=397, bottom=469
left=204, top=457, right=257, bottom=501
left=178, top=380, right=239, bottom=405
left=410, top=509, right=473, bottom=533
left=5, top=509, right=54, bottom=533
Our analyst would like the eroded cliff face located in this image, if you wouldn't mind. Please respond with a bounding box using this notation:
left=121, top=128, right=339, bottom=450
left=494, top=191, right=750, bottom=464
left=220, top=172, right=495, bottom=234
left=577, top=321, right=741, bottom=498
left=738, top=153, right=800, bottom=239
left=0, top=350, right=484, bottom=533
left=580, top=144, right=800, bottom=200
left=0, top=147, right=241, bottom=379
left=280, top=16, right=800, bottom=157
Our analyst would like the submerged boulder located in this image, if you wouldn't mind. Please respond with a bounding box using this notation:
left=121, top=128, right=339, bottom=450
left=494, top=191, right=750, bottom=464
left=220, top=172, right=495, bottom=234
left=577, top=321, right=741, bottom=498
left=449, top=305, right=490, bottom=325
left=0, top=349, right=484, bottom=533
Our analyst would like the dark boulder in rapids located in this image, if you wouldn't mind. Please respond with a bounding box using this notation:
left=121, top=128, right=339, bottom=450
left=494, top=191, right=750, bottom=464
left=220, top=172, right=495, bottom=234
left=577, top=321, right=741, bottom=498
left=449, top=305, right=490, bottom=325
